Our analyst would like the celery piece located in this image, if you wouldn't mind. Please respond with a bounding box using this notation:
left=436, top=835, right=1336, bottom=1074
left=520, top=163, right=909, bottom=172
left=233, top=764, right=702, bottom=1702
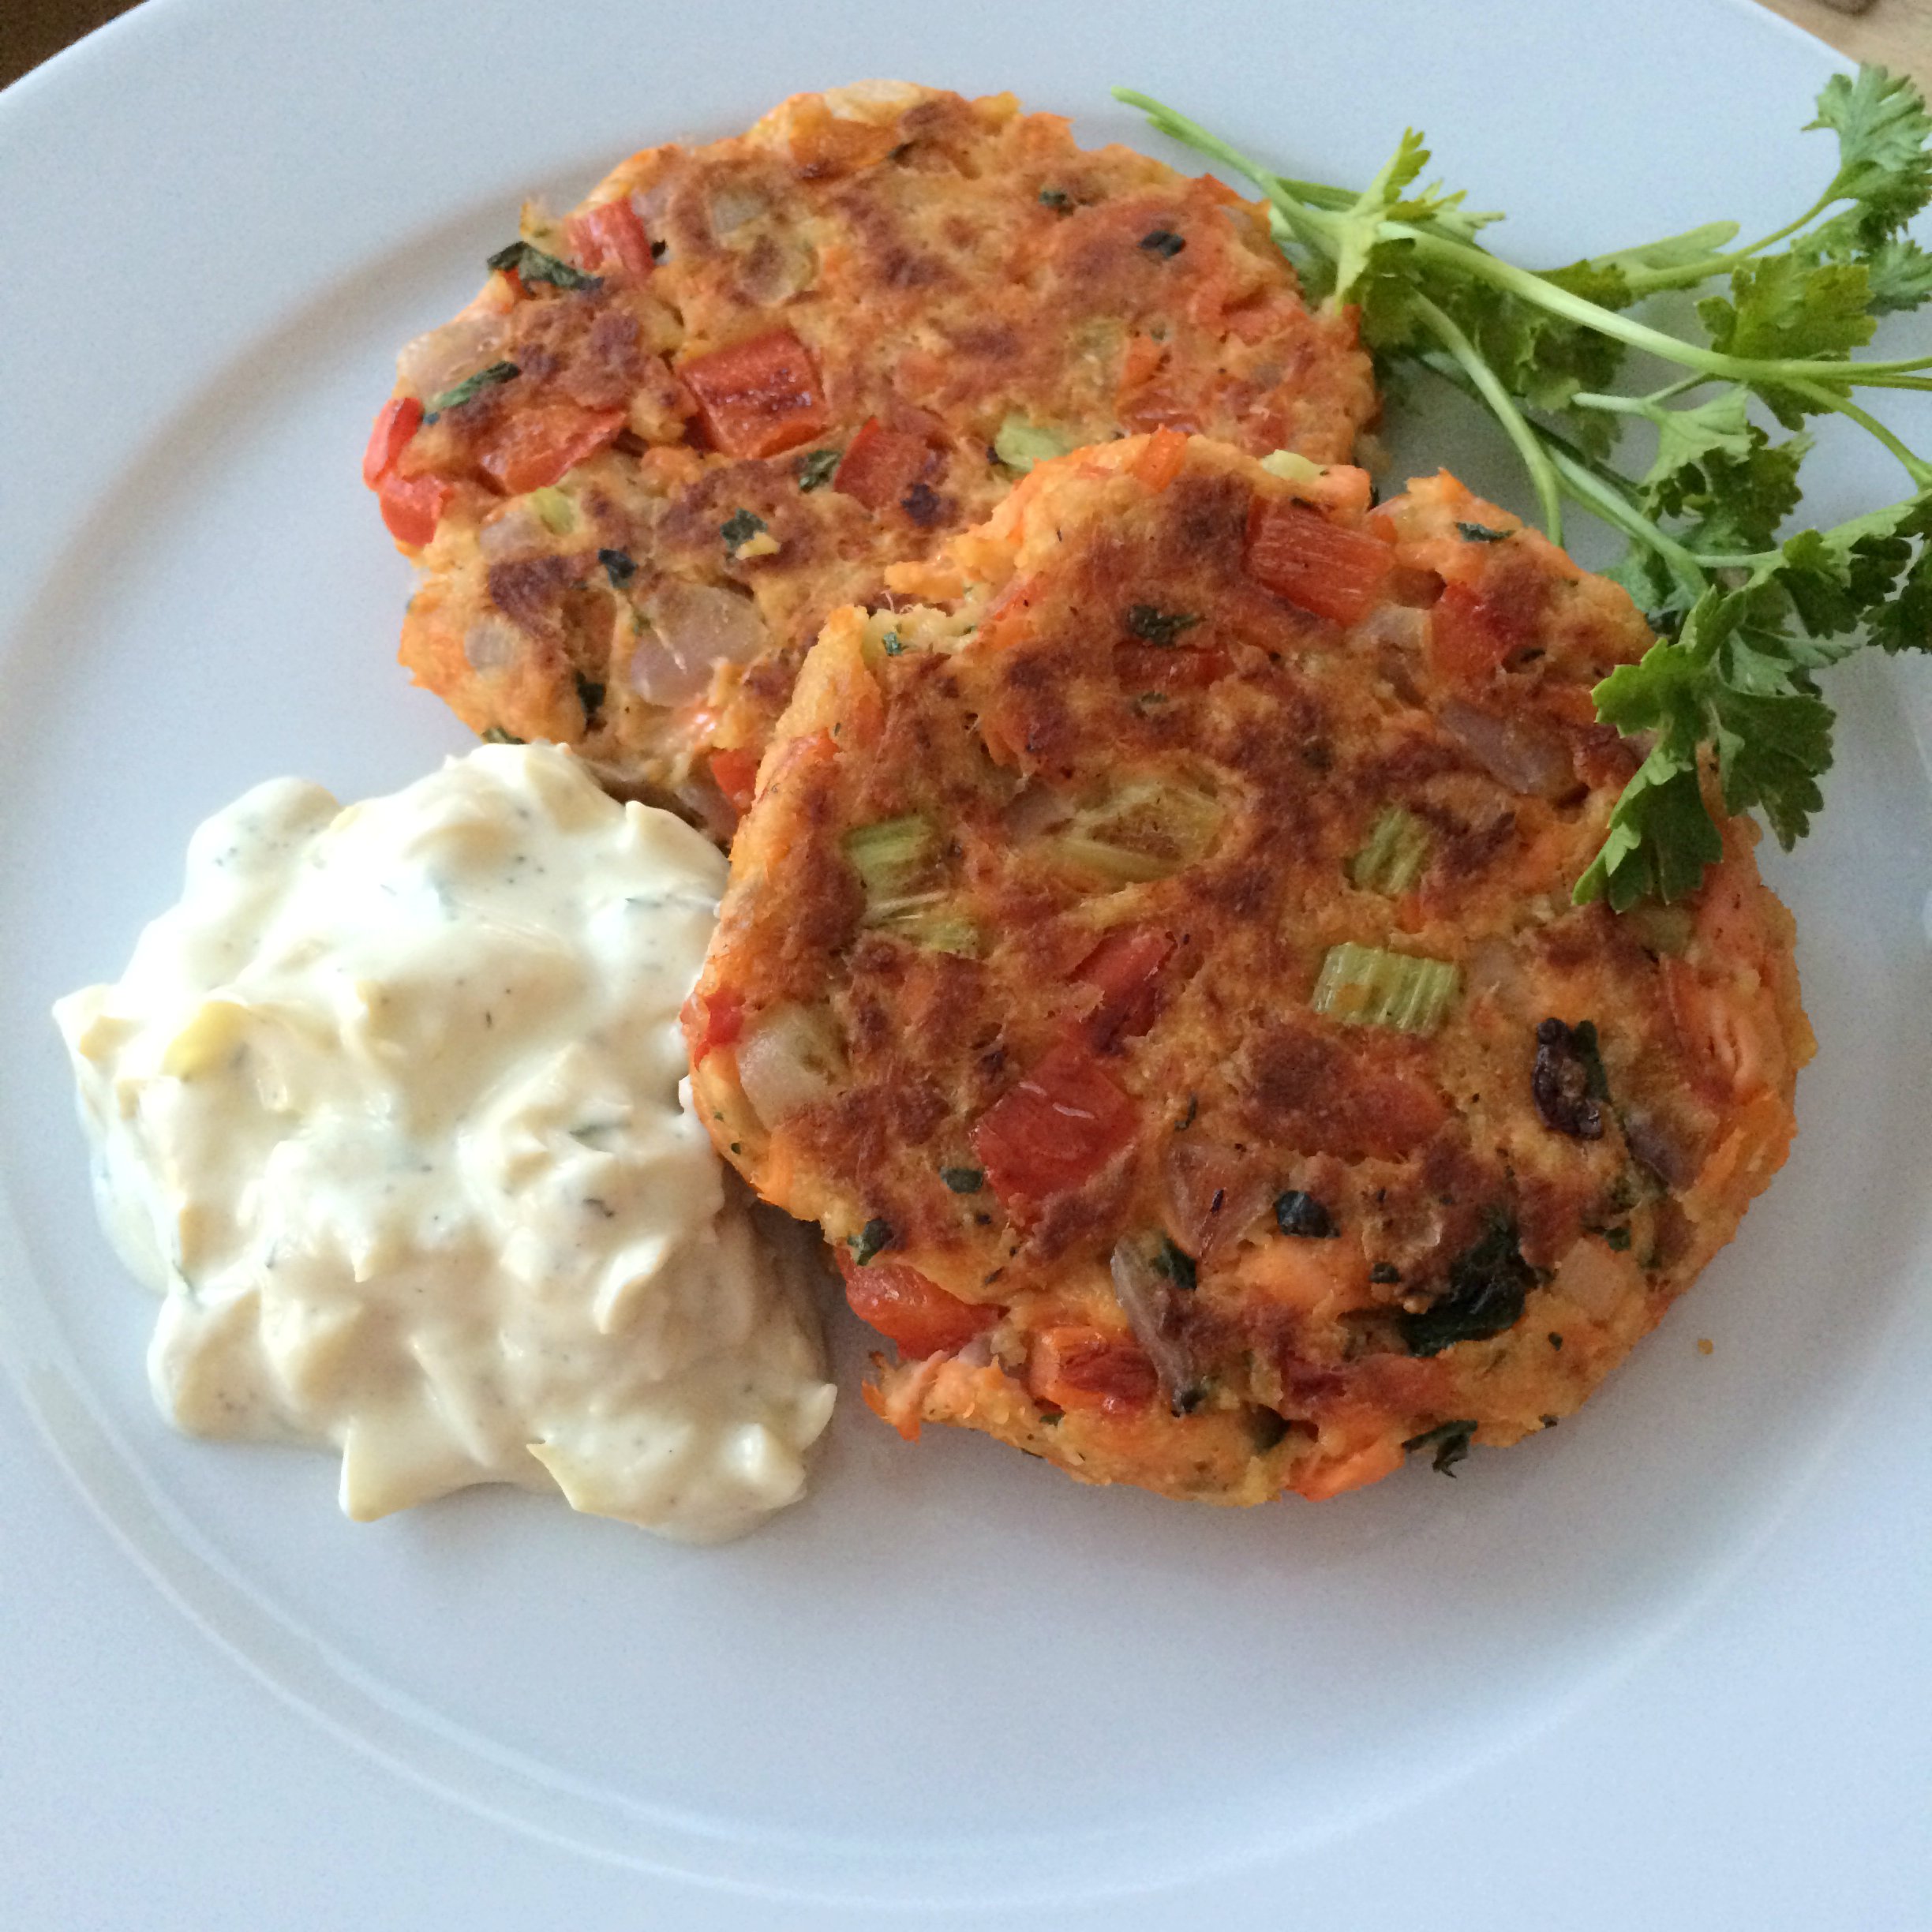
left=1311, top=942, right=1459, bottom=1035
left=1042, top=835, right=1174, bottom=885
left=994, top=414, right=1079, bottom=474
left=529, top=486, right=577, bottom=534
left=844, top=815, right=976, bottom=948
left=890, top=911, right=981, bottom=956
left=1260, top=449, right=1326, bottom=485
left=1349, top=807, right=1432, bottom=894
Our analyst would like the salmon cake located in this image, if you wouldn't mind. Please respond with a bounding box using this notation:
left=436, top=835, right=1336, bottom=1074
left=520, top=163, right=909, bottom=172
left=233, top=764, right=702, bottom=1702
left=361, top=82, right=1376, bottom=829
left=683, top=431, right=1811, bottom=1507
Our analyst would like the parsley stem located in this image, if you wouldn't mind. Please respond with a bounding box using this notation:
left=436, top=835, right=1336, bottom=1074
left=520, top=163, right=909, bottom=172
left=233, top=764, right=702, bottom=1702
left=1411, top=293, right=1564, bottom=539
left=1788, top=379, right=1932, bottom=487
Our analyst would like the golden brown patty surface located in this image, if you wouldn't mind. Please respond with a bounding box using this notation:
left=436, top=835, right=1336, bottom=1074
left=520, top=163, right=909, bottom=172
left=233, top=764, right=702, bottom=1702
left=684, top=433, right=1811, bottom=1507
left=364, top=82, right=1375, bottom=827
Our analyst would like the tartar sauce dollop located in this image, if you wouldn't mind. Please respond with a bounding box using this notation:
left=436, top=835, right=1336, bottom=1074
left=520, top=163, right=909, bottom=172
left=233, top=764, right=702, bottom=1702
left=54, top=743, right=834, bottom=1542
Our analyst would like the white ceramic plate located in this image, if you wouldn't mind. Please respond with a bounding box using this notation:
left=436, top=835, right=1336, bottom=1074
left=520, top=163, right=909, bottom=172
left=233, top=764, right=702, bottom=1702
left=2, top=1, right=1929, bottom=1923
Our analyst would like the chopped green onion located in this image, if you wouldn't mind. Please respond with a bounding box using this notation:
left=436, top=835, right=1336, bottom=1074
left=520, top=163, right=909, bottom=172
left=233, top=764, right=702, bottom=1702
left=1311, top=942, right=1459, bottom=1035
left=994, top=413, right=1079, bottom=474
left=1349, top=807, right=1432, bottom=895
left=530, top=486, right=577, bottom=534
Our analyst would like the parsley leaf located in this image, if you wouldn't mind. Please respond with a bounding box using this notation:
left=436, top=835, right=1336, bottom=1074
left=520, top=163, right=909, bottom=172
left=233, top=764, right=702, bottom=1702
left=425, top=360, right=519, bottom=417
left=1125, top=603, right=1202, bottom=645
left=486, top=239, right=601, bottom=291
left=720, top=507, right=768, bottom=549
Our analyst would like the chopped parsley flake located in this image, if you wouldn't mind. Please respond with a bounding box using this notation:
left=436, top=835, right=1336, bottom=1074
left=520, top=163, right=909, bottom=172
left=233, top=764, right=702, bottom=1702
left=940, top=1166, right=984, bottom=1194
left=848, top=1218, right=893, bottom=1266
left=882, top=630, right=904, bottom=655
left=1455, top=520, right=1511, bottom=543
left=485, top=239, right=601, bottom=291
left=1125, top=603, right=1201, bottom=645
left=598, top=547, right=637, bottom=586
left=425, top=360, right=519, bottom=418
left=1403, top=1419, right=1477, bottom=1477
left=720, top=507, right=769, bottom=549
left=480, top=726, right=525, bottom=745
left=1139, top=228, right=1186, bottom=258
left=1039, top=188, right=1074, bottom=212
left=796, top=448, right=841, bottom=491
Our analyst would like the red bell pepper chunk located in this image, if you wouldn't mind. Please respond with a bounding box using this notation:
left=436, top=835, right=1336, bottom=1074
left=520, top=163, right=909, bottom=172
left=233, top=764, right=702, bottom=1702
left=680, top=986, right=743, bottom=1066
left=1245, top=496, right=1395, bottom=627
left=1426, top=576, right=1546, bottom=683
left=477, top=404, right=626, bottom=496
left=832, top=417, right=934, bottom=512
left=1026, top=1326, right=1159, bottom=1414
left=679, top=328, right=829, bottom=459
left=1073, top=926, right=1174, bottom=1048
left=708, top=747, right=761, bottom=815
left=566, top=199, right=656, bottom=281
left=362, top=396, right=423, bottom=488
left=376, top=469, right=453, bottom=548
left=972, top=1039, right=1138, bottom=1210
left=836, top=1251, right=994, bottom=1358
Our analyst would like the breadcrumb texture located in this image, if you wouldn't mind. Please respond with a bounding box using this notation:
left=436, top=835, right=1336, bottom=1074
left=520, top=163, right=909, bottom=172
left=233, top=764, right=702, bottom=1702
left=374, top=83, right=1375, bottom=826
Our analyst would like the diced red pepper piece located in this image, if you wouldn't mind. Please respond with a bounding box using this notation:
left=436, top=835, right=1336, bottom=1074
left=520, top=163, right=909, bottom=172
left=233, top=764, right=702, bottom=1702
left=972, top=1039, right=1138, bottom=1209
left=1130, top=425, right=1190, bottom=490
left=831, top=417, right=934, bottom=513
left=680, top=986, right=743, bottom=1066
left=836, top=1251, right=995, bottom=1358
left=566, top=199, right=656, bottom=281
left=1073, top=927, right=1174, bottom=1049
left=1026, top=1325, right=1159, bottom=1414
left=376, top=469, right=453, bottom=548
left=679, top=328, right=829, bottom=459
left=1112, top=642, right=1230, bottom=691
left=476, top=404, right=626, bottom=496
left=1425, top=575, right=1545, bottom=683
left=362, top=396, right=423, bottom=488
left=708, top=747, right=761, bottom=816
left=1245, top=496, right=1395, bottom=627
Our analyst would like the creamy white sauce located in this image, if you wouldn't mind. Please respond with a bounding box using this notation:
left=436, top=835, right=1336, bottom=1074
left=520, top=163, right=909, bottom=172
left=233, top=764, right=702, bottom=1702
left=54, top=744, right=834, bottom=1542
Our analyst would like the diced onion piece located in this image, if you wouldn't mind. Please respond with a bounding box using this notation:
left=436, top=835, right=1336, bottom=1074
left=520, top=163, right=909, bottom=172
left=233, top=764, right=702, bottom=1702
left=733, top=1003, right=846, bottom=1127
left=628, top=585, right=769, bottom=706
left=1311, top=942, right=1459, bottom=1036
left=994, top=413, right=1079, bottom=473
left=1349, top=806, right=1432, bottom=894
left=1109, top=1233, right=1203, bottom=1411
left=463, top=614, right=522, bottom=672
left=1437, top=697, right=1575, bottom=799
left=397, top=313, right=508, bottom=399
left=477, top=503, right=547, bottom=560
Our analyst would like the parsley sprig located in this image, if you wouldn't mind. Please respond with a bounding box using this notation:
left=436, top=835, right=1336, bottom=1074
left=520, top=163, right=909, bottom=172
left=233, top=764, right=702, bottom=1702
left=1117, top=68, right=1932, bottom=908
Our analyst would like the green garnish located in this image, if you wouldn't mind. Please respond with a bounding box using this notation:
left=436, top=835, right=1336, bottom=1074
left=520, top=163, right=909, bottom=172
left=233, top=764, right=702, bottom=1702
left=941, top=1166, right=984, bottom=1193
left=573, top=671, right=605, bottom=724
left=479, top=725, right=525, bottom=745
left=882, top=630, right=904, bottom=655
left=1116, top=67, right=1932, bottom=908
left=1039, top=188, right=1074, bottom=212
left=796, top=448, right=841, bottom=491
left=1604, top=1225, right=1633, bottom=1252
left=1398, top=1219, right=1535, bottom=1356
left=1125, top=603, right=1202, bottom=645
left=994, top=413, right=1080, bottom=474
left=1402, top=1419, right=1477, bottom=1476
left=598, top=547, right=637, bottom=586
left=1310, top=942, right=1458, bottom=1035
left=1139, top=228, right=1186, bottom=258
left=720, top=507, right=768, bottom=549
left=1348, top=805, right=1432, bottom=894
left=425, top=360, right=519, bottom=417
left=1455, top=520, right=1510, bottom=543
left=1155, top=1237, right=1197, bottom=1292
left=848, top=1218, right=893, bottom=1267
left=486, top=239, right=601, bottom=290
